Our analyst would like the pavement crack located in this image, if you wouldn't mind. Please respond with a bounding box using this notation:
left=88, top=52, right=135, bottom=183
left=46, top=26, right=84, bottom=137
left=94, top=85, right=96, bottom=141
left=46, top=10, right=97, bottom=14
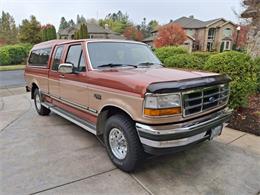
left=130, top=174, right=154, bottom=195
left=29, top=168, right=117, bottom=195
left=227, top=133, right=247, bottom=145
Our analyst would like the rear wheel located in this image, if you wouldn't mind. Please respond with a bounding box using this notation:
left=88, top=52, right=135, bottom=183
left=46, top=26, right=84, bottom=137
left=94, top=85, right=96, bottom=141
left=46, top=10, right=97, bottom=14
left=103, top=114, right=144, bottom=172
left=34, top=88, right=50, bottom=116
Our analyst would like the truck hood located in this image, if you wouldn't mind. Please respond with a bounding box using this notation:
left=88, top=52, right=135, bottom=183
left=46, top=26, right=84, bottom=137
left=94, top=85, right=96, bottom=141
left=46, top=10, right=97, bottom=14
left=87, top=67, right=230, bottom=96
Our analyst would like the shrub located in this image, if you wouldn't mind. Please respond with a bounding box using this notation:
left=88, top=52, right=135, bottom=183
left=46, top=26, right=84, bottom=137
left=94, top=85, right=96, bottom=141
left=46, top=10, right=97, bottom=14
left=154, top=46, right=188, bottom=63
left=205, top=51, right=257, bottom=109
left=164, top=54, right=204, bottom=70
left=192, top=51, right=217, bottom=66
left=0, top=43, right=32, bottom=65
left=0, top=48, right=10, bottom=65
left=255, top=57, right=260, bottom=92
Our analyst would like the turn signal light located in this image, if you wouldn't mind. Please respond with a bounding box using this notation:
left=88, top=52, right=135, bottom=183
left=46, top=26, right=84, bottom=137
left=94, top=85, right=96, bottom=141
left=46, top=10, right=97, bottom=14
left=144, top=107, right=181, bottom=116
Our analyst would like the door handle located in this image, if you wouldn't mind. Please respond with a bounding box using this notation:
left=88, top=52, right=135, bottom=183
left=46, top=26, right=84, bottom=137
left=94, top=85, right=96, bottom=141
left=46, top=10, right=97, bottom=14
left=59, top=75, right=65, bottom=78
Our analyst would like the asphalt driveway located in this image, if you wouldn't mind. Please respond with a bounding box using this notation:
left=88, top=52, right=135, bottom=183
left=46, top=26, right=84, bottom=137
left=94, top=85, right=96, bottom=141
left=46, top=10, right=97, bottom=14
left=0, top=70, right=25, bottom=88
left=0, top=88, right=260, bottom=195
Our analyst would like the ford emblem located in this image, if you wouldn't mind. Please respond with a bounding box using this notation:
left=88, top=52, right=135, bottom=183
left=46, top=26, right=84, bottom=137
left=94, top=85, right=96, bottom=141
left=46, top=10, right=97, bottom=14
left=209, top=96, right=215, bottom=103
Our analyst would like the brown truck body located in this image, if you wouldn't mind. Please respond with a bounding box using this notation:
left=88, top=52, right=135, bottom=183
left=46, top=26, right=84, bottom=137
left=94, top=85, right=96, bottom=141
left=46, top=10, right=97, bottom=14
left=25, top=39, right=231, bottom=171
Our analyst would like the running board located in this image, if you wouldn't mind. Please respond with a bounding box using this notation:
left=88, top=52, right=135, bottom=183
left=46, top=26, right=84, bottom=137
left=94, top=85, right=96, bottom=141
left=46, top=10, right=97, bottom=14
left=41, top=102, right=97, bottom=135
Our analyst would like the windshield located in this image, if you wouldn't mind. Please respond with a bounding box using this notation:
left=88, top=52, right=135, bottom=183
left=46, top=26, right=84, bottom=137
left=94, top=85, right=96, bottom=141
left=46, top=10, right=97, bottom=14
left=87, top=42, right=162, bottom=69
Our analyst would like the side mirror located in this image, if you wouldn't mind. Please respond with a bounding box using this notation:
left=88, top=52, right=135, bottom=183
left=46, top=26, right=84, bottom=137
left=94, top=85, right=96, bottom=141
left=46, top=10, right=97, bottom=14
left=58, top=63, right=73, bottom=74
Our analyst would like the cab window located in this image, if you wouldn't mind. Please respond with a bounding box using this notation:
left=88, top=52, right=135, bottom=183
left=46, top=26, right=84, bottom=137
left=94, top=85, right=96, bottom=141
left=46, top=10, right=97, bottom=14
left=28, top=47, right=51, bottom=66
left=65, top=45, right=86, bottom=72
left=52, top=46, right=64, bottom=71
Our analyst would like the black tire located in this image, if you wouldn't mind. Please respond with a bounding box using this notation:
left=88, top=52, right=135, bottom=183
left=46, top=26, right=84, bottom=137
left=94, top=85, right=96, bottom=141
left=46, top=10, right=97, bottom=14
left=103, top=114, right=144, bottom=172
left=34, top=88, right=50, bottom=116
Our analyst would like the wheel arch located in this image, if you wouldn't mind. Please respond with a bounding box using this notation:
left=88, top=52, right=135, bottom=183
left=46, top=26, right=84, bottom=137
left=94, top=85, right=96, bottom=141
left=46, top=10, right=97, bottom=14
left=96, top=104, right=134, bottom=135
left=31, top=82, right=39, bottom=99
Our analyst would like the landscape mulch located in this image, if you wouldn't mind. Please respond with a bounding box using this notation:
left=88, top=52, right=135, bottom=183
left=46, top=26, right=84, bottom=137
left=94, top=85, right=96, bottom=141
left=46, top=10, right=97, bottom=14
left=228, top=93, right=260, bottom=136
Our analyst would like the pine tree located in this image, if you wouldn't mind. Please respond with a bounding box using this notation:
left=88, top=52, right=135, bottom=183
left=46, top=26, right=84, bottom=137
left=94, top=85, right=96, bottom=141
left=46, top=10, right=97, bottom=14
left=41, top=24, right=57, bottom=41
left=41, top=26, right=47, bottom=41
left=77, top=14, right=87, bottom=25
left=19, top=15, right=41, bottom=44
left=0, top=11, right=18, bottom=44
left=74, top=23, right=88, bottom=39
left=51, top=26, right=57, bottom=39
left=68, top=19, right=75, bottom=28
left=58, top=17, right=69, bottom=31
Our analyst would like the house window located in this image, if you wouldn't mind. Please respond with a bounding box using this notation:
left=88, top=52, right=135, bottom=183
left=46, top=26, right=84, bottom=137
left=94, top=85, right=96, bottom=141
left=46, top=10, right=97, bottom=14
left=208, top=28, right=216, bottom=40
left=221, top=40, right=231, bottom=51
left=207, top=42, right=214, bottom=51
left=224, top=41, right=231, bottom=50
left=186, top=29, right=194, bottom=36
left=223, top=28, right=232, bottom=38
left=89, top=34, right=94, bottom=39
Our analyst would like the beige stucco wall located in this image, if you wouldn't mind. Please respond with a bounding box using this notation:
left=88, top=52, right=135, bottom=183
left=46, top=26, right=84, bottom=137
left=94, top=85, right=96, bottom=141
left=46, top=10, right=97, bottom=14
left=189, top=28, right=205, bottom=51
left=217, top=23, right=235, bottom=51
left=182, top=38, right=193, bottom=53
left=196, top=20, right=236, bottom=52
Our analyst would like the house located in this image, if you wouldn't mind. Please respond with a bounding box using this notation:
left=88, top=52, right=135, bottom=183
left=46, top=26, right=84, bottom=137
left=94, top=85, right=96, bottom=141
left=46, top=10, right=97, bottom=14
left=143, top=16, right=237, bottom=52
left=58, top=23, right=125, bottom=40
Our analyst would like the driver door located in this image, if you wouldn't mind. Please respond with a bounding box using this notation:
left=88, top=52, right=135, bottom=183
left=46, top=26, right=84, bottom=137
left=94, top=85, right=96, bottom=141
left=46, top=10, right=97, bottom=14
left=59, top=43, right=89, bottom=108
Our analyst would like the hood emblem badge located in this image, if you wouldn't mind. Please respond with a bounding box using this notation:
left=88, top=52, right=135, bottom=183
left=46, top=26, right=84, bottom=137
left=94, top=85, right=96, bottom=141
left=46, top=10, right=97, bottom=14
left=209, top=96, right=216, bottom=103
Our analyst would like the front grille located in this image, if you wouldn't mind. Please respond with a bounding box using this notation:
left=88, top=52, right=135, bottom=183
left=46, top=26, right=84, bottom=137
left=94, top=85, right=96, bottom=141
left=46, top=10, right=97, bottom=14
left=182, top=84, right=229, bottom=117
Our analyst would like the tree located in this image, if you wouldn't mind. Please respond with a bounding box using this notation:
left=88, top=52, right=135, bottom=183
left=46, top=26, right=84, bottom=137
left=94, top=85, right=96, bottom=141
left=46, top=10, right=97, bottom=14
left=0, top=11, right=18, bottom=44
left=58, top=17, right=69, bottom=31
left=240, top=0, right=260, bottom=57
left=154, top=23, right=187, bottom=48
left=123, top=26, right=143, bottom=41
left=147, top=20, right=159, bottom=34
left=68, top=19, right=75, bottom=27
left=99, top=11, right=132, bottom=34
left=77, top=14, right=87, bottom=25
left=139, top=18, right=149, bottom=38
left=18, top=15, right=41, bottom=44
left=74, top=23, right=88, bottom=39
left=232, top=25, right=249, bottom=49
left=41, top=24, right=57, bottom=41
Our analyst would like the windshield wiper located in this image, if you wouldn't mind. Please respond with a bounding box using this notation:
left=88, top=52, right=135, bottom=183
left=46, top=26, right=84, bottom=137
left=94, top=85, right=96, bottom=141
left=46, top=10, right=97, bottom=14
left=138, top=62, right=165, bottom=67
left=97, top=63, right=137, bottom=68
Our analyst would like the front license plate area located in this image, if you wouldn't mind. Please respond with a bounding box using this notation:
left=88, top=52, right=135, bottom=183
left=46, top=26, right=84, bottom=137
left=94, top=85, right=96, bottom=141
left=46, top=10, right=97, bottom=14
left=210, top=125, right=223, bottom=140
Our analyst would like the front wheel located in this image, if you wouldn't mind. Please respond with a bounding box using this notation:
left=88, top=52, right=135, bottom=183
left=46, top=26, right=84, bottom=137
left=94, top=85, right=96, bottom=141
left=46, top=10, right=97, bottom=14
left=34, top=88, right=50, bottom=116
left=103, top=114, right=144, bottom=172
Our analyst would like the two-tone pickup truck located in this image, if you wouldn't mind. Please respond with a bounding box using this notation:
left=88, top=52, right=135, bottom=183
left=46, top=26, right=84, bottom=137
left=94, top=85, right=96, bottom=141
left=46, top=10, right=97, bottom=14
left=25, top=39, right=231, bottom=172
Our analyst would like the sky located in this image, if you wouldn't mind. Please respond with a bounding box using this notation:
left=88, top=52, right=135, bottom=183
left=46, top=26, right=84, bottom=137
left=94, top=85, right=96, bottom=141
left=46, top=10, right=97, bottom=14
left=1, top=0, right=243, bottom=28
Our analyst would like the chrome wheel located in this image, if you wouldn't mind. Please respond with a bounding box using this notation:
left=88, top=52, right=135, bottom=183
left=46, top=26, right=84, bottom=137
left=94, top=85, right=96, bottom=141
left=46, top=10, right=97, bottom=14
left=109, top=128, right=128, bottom=160
left=35, top=93, right=41, bottom=110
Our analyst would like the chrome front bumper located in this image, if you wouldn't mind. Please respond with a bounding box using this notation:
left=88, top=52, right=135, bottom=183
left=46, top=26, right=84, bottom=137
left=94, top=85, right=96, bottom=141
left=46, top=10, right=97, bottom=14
left=136, top=108, right=232, bottom=154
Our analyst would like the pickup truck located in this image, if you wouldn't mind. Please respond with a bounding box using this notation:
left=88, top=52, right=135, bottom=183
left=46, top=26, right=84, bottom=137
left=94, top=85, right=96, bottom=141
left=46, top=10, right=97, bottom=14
left=25, top=39, right=231, bottom=172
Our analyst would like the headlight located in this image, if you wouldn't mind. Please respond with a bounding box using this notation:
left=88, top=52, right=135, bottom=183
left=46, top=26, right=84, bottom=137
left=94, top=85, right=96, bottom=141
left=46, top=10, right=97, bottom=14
left=144, top=94, right=181, bottom=116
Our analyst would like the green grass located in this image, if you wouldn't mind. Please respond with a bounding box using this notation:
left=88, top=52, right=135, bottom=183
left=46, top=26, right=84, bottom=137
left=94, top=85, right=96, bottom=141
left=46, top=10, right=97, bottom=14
left=0, top=64, right=25, bottom=71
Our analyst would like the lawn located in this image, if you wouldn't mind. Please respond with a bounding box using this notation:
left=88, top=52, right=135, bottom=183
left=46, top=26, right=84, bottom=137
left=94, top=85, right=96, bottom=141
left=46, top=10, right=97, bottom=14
left=0, top=65, right=25, bottom=71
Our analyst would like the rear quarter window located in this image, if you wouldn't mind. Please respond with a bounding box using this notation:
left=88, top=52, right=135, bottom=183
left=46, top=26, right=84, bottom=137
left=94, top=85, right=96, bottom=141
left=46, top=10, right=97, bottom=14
left=28, top=47, right=52, bottom=67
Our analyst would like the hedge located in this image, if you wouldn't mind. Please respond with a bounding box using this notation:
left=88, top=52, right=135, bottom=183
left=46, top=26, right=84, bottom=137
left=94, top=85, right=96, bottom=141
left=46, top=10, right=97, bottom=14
left=191, top=51, right=217, bottom=66
left=164, top=54, right=204, bottom=70
left=255, top=57, right=260, bottom=92
left=204, top=51, right=257, bottom=109
left=0, top=43, right=32, bottom=65
left=154, top=46, right=257, bottom=109
left=154, top=46, right=188, bottom=63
